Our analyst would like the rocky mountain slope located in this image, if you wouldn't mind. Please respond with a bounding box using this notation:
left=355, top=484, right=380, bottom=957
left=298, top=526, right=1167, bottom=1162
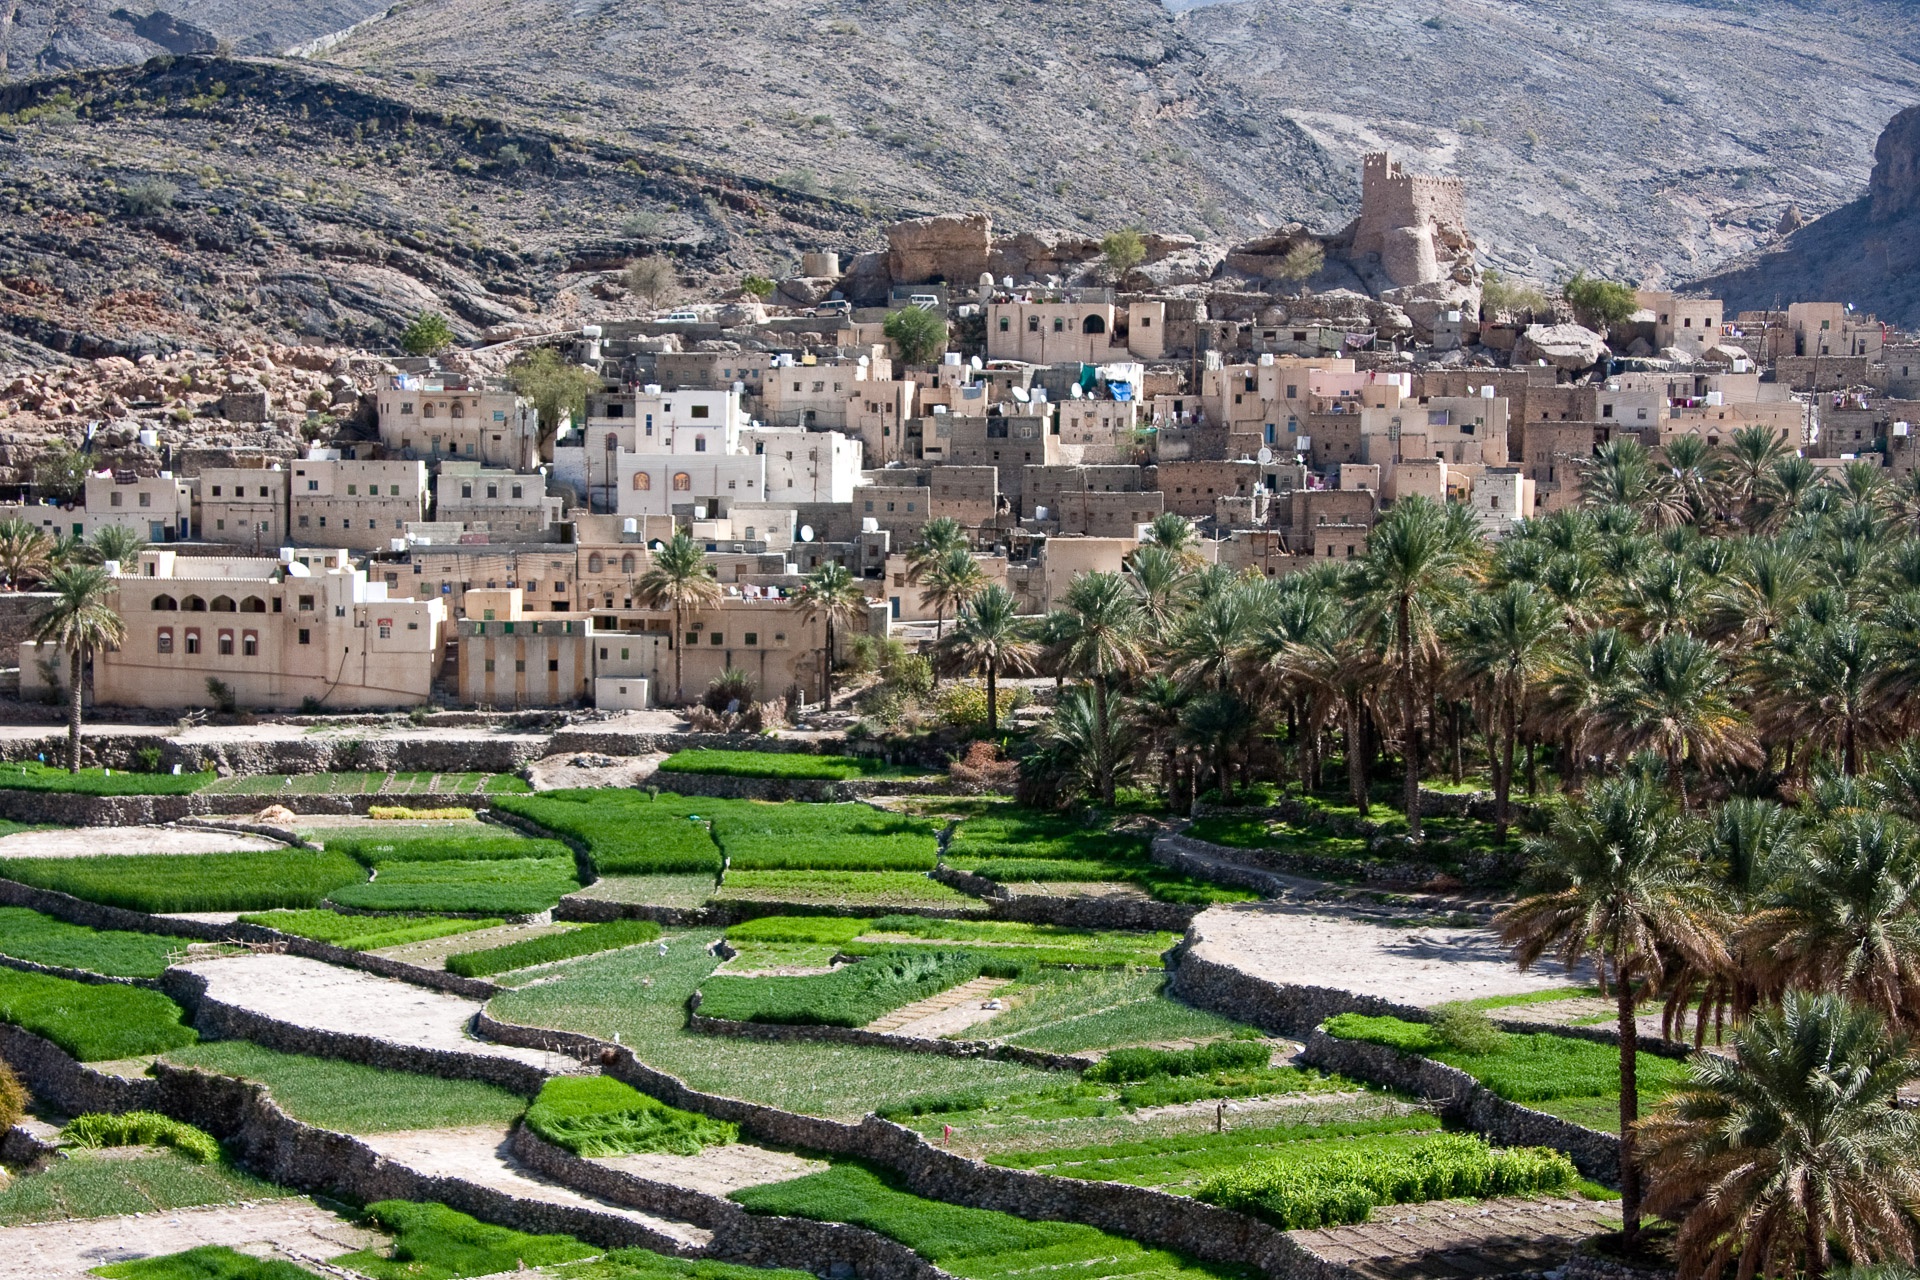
left=0, top=0, right=389, bottom=72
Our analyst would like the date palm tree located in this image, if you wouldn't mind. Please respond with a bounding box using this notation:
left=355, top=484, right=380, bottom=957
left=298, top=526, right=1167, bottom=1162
left=919, top=544, right=985, bottom=644
left=1601, top=631, right=1758, bottom=808
left=1641, top=992, right=1920, bottom=1280
left=1125, top=543, right=1192, bottom=637
left=1047, top=571, right=1148, bottom=806
left=791, top=560, right=870, bottom=713
left=1354, top=496, right=1476, bottom=840
left=1739, top=811, right=1920, bottom=1027
left=82, top=524, right=146, bottom=567
left=1045, top=685, right=1135, bottom=801
left=1496, top=775, right=1729, bottom=1245
left=0, top=518, right=53, bottom=590
left=633, top=532, right=722, bottom=705
left=937, top=584, right=1035, bottom=735
left=1539, top=627, right=1630, bottom=791
left=905, top=517, right=969, bottom=584
left=31, top=564, right=127, bottom=773
left=1143, top=512, right=1203, bottom=566
left=1451, top=581, right=1561, bottom=840
left=1724, top=424, right=1792, bottom=524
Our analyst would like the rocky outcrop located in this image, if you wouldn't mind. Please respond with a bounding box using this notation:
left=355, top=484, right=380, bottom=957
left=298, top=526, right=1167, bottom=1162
left=1871, top=104, right=1920, bottom=222
left=886, top=214, right=993, bottom=287
left=1515, top=323, right=1609, bottom=372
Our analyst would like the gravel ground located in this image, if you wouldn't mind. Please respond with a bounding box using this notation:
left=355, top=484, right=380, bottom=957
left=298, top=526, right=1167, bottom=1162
left=0, top=1198, right=381, bottom=1279
left=1186, top=901, right=1583, bottom=1008
left=0, top=826, right=283, bottom=858
left=526, top=751, right=666, bottom=792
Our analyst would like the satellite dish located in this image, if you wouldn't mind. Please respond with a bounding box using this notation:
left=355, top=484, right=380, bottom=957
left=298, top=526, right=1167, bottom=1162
left=1258, top=447, right=1274, bottom=465
left=649, top=540, right=665, bottom=551
left=1011, top=386, right=1030, bottom=403
left=970, top=355, right=983, bottom=370
left=800, top=525, right=815, bottom=543
left=1069, top=384, right=1084, bottom=399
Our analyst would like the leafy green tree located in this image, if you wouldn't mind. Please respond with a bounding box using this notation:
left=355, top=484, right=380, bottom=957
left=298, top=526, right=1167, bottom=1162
left=398, top=311, right=454, bottom=357
left=1563, top=270, right=1639, bottom=329
left=508, top=348, right=601, bottom=446
left=1497, top=775, right=1729, bottom=1246
left=33, top=442, right=86, bottom=503
left=883, top=305, right=948, bottom=366
left=1101, top=227, right=1146, bottom=279
left=633, top=533, right=721, bottom=705
left=1642, top=992, right=1920, bottom=1280
left=31, top=564, right=127, bottom=773
left=1275, top=240, right=1324, bottom=283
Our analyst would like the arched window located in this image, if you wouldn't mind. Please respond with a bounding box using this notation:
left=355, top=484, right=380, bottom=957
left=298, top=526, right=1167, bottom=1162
left=450, top=402, right=465, bottom=418
left=1082, top=314, right=1107, bottom=334
left=240, top=596, right=266, bottom=613
left=605, top=433, right=619, bottom=451
left=151, top=594, right=178, bottom=611
left=210, top=595, right=237, bottom=612
left=672, top=472, right=691, bottom=492
left=156, top=627, right=173, bottom=654
left=423, top=402, right=436, bottom=419
left=621, top=554, right=635, bottom=574
left=182, top=596, right=207, bottom=612
left=218, top=630, right=235, bottom=656
left=184, top=629, right=201, bottom=654
left=588, top=553, right=604, bottom=574
left=1027, top=316, right=1040, bottom=333
left=242, top=631, right=258, bottom=657
left=633, top=472, right=651, bottom=491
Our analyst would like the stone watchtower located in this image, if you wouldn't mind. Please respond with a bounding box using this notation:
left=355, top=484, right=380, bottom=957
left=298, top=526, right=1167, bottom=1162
left=1351, top=152, right=1471, bottom=291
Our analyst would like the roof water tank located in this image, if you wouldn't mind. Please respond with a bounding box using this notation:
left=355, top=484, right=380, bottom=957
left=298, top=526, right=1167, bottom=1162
left=624, top=518, right=639, bottom=534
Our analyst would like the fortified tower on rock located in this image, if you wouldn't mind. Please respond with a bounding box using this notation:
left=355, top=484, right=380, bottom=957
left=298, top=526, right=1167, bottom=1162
left=1352, top=152, right=1471, bottom=291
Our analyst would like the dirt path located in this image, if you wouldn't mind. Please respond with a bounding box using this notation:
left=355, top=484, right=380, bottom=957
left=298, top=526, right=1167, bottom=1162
left=176, top=953, right=559, bottom=1071
left=869, top=977, right=1013, bottom=1037
left=0, top=1198, right=382, bottom=1279
left=358, top=1127, right=712, bottom=1248
left=1291, top=1195, right=1620, bottom=1280
left=1184, top=902, right=1582, bottom=1009
left=0, top=826, right=283, bottom=858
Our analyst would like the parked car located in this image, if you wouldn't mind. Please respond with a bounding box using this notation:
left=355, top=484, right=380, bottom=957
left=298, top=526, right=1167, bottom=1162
left=656, top=310, right=701, bottom=323
left=906, top=294, right=941, bottom=309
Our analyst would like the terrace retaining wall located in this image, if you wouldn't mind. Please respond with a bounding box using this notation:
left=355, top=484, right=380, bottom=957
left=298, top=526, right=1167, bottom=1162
left=0, top=876, right=501, bottom=999
left=648, top=770, right=946, bottom=803
left=0, top=950, right=160, bottom=989
left=0, top=1021, right=161, bottom=1116
left=1299, top=1028, right=1623, bottom=1184
left=684, top=1005, right=1088, bottom=1073
left=475, top=1012, right=1356, bottom=1280
left=0, top=732, right=549, bottom=776
left=1165, top=938, right=1432, bottom=1037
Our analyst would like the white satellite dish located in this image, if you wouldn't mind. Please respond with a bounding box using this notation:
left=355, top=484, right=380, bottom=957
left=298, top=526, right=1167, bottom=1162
left=1069, top=384, right=1084, bottom=399
left=1011, top=386, right=1030, bottom=403
left=970, top=355, right=983, bottom=370
left=799, top=525, right=815, bottom=543
left=1258, top=447, right=1274, bottom=465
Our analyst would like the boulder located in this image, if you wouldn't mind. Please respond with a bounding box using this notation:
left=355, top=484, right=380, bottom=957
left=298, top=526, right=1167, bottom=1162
left=775, top=276, right=839, bottom=308
left=988, top=228, right=1101, bottom=281
left=1515, top=324, right=1610, bottom=371
left=1134, top=242, right=1226, bottom=288
left=840, top=250, right=891, bottom=307
left=886, top=212, right=992, bottom=286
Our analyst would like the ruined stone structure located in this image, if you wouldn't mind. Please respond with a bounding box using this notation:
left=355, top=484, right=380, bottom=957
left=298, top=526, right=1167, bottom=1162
left=1351, top=152, right=1472, bottom=291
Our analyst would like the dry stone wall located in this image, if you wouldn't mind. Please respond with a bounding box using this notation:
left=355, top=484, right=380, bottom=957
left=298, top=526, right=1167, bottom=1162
left=685, top=1003, right=1087, bottom=1072
left=1165, top=937, right=1431, bottom=1037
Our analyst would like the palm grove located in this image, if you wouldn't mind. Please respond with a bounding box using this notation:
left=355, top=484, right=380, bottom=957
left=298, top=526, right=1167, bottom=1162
left=927, top=425, right=1920, bottom=1280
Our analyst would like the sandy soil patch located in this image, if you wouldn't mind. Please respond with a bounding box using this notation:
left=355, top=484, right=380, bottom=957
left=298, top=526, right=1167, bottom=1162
left=870, top=977, right=1014, bottom=1038
left=358, top=1126, right=711, bottom=1248
left=175, top=952, right=558, bottom=1070
left=1290, top=1194, right=1618, bottom=1272
left=0, top=1198, right=380, bottom=1280
left=1185, top=901, right=1583, bottom=1009
left=0, top=826, right=282, bottom=858
left=595, top=1143, right=827, bottom=1196
left=527, top=751, right=666, bottom=792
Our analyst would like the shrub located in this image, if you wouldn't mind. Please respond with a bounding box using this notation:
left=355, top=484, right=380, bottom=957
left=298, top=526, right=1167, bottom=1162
left=1195, top=1133, right=1576, bottom=1229
left=933, top=684, right=1023, bottom=729
left=699, top=948, right=1017, bottom=1027
left=525, top=1075, right=737, bottom=1156
left=134, top=746, right=165, bottom=773
left=883, top=304, right=947, bottom=365
left=711, top=803, right=939, bottom=871
left=492, top=790, right=723, bottom=874
left=205, top=677, right=237, bottom=714
left=1102, top=227, right=1145, bottom=277
left=236, top=909, right=503, bottom=951
left=0, top=761, right=212, bottom=795
left=64, top=1111, right=220, bottom=1162
left=326, top=856, right=579, bottom=915
left=625, top=255, right=678, bottom=308
left=0, top=849, right=365, bottom=913
left=335, top=1200, right=599, bottom=1280
left=94, top=1245, right=317, bottom=1280
left=398, top=311, right=454, bottom=356
left=369, top=806, right=475, bottom=821
left=1431, top=1005, right=1511, bottom=1056
left=121, top=177, right=179, bottom=216
left=741, top=274, right=776, bottom=298
left=1084, top=1039, right=1270, bottom=1083
left=0, top=1059, right=24, bottom=1131
left=446, top=919, right=662, bottom=977
left=0, top=968, right=197, bottom=1060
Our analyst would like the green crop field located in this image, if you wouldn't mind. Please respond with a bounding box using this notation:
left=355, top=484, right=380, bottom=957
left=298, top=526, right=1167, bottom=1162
left=326, top=856, right=579, bottom=915
left=236, top=909, right=504, bottom=952
left=94, top=1245, right=317, bottom=1280
left=317, top=828, right=571, bottom=865
left=1323, top=1013, right=1692, bottom=1126
left=446, top=919, right=662, bottom=977
left=725, top=914, right=1177, bottom=970
left=711, top=869, right=975, bottom=910
left=0, top=967, right=196, bottom=1060
left=948, top=807, right=1153, bottom=864
left=0, top=905, right=185, bottom=977
left=658, top=749, right=937, bottom=780
left=0, top=762, right=213, bottom=795
left=166, top=1040, right=532, bottom=1130
left=0, top=849, right=366, bottom=913
left=199, top=771, right=530, bottom=796
left=733, top=1162, right=1247, bottom=1280
left=525, top=1074, right=738, bottom=1156
left=335, top=1200, right=599, bottom=1280
left=552, top=1250, right=817, bottom=1280
left=964, top=969, right=1248, bottom=1054
left=711, top=803, right=939, bottom=871
left=990, top=1114, right=1441, bottom=1187
left=487, top=935, right=1059, bottom=1119
left=1183, top=815, right=1370, bottom=864
left=0, top=1149, right=290, bottom=1227
left=699, top=947, right=1017, bottom=1027
left=493, top=790, right=724, bottom=874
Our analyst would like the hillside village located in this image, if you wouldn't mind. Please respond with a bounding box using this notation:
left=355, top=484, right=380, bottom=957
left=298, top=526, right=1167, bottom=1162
left=0, top=152, right=1902, bottom=717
